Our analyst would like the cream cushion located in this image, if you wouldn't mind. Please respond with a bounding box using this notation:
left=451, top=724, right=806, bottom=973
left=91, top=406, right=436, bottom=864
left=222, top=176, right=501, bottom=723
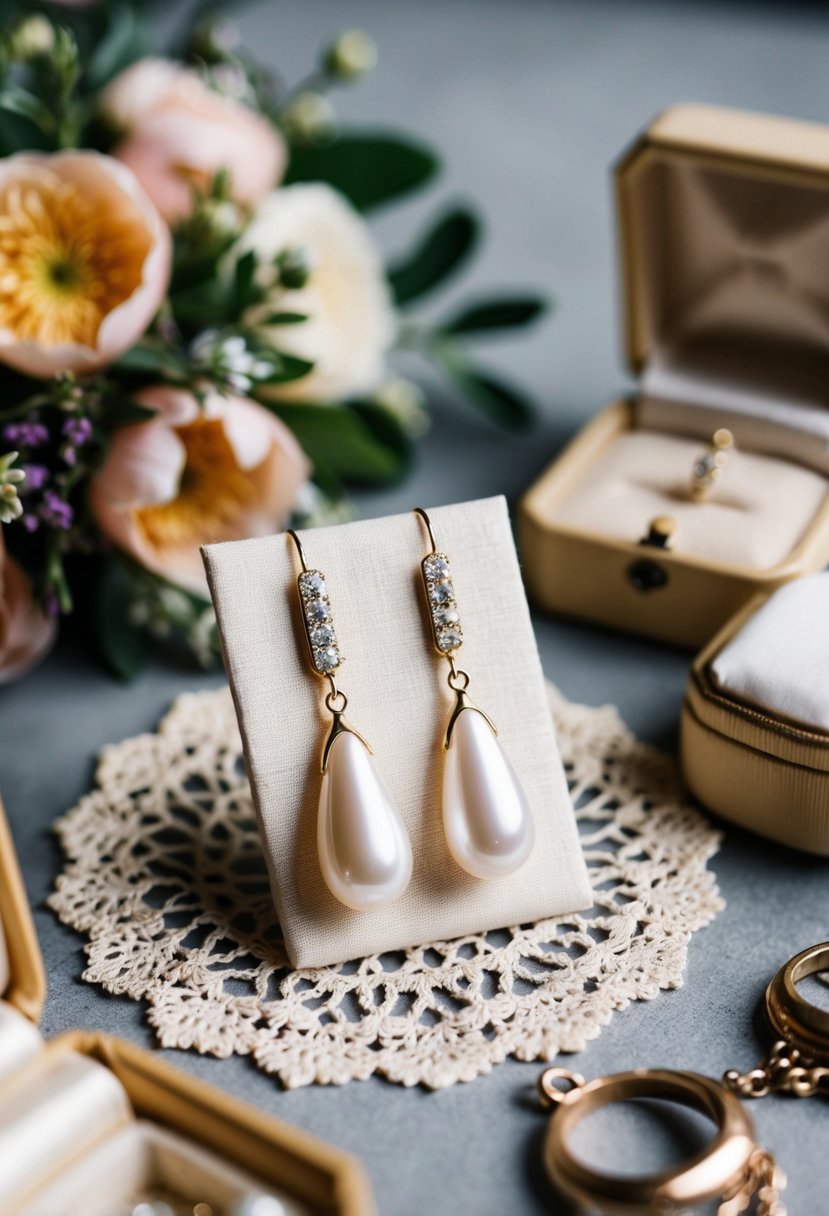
left=551, top=429, right=827, bottom=569
left=710, top=574, right=829, bottom=731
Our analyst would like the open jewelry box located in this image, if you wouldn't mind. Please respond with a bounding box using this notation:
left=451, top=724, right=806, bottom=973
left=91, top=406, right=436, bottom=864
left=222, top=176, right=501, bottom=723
left=0, top=797, right=375, bottom=1215
left=520, top=104, right=829, bottom=647
left=681, top=575, right=829, bottom=855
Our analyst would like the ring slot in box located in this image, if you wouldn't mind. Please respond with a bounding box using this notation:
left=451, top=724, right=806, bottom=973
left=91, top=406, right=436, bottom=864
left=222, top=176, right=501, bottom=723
left=681, top=576, right=829, bottom=855
left=520, top=104, right=829, bottom=647
left=0, top=796, right=375, bottom=1216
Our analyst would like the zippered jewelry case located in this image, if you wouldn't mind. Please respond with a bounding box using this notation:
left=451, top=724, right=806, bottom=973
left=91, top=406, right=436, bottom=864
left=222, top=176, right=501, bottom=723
left=681, top=575, right=829, bottom=855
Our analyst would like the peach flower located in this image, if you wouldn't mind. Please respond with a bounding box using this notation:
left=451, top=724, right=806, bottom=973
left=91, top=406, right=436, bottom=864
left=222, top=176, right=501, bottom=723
left=241, top=184, right=395, bottom=403
left=102, top=58, right=286, bottom=222
left=0, top=151, right=170, bottom=379
left=89, top=385, right=310, bottom=594
left=0, top=530, right=55, bottom=683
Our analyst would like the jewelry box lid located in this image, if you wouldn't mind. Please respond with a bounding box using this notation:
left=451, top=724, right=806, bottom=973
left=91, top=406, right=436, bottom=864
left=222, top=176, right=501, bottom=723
left=615, top=103, right=829, bottom=413
left=0, top=794, right=46, bottom=1022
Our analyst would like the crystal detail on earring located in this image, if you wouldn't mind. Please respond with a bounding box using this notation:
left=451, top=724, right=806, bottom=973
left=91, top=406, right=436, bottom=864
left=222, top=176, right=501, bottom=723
left=437, top=629, right=463, bottom=652
left=297, top=568, right=342, bottom=674
left=421, top=552, right=463, bottom=654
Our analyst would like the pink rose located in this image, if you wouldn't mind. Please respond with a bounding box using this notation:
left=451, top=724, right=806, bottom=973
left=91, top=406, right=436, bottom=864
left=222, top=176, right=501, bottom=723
left=0, top=531, right=55, bottom=683
left=0, top=151, right=170, bottom=379
left=89, top=385, right=311, bottom=594
left=102, top=58, right=286, bottom=222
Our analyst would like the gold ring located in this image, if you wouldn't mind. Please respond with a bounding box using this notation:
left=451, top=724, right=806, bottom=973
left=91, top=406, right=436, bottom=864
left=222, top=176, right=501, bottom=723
left=690, top=428, right=733, bottom=502
left=765, top=940, right=829, bottom=1063
left=539, top=1067, right=757, bottom=1213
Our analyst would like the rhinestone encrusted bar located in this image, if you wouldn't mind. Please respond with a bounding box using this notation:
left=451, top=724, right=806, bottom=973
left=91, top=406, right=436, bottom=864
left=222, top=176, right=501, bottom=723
left=421, top=551, right=463, bottom=654
left=297, top=569, right=342, bottom=674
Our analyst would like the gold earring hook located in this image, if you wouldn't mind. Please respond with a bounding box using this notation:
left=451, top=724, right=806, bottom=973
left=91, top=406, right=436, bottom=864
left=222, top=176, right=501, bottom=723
left=287, top=528, right=308, bottom=572
left=414, top=506, right=438, bottom=553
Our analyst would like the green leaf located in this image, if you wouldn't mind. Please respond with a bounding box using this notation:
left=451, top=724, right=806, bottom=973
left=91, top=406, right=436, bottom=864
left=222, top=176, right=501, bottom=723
left=263, top=312, right=309, bottom=326
left=268, top=402, right=410, bottom=485
left=285, top=131, right=439, bottom=212
left=114, top=342, right=187, bottom=379
left=260, top=354, right=315, bottom=385
left=388, top=206, right=479, bottom=306
left=231, top=249, right=262, bottom=313
left=436, top=344, right=535, bottom=430
left=440, top=295, right=548, bottom=335
left=0, top=88, right=54, bottom=135
left=88, top=0, right=145, bottom=89
left=169, top=278, right=233, bottom=328
left=95, top=559, right=150, bottom=682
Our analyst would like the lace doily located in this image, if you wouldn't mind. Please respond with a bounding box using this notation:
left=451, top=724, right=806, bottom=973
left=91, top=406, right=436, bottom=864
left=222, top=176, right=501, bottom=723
left=49, top=683, right=723, bottom=1089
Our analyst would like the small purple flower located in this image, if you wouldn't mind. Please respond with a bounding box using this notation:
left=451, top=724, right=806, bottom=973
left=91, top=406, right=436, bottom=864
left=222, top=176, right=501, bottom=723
left=62, top=416, right=92, bottom=446
left=61, top=444, right=77, bottom=467
left=39, top=489, right=73, bottom=530
left=21, top=513, right=39, bottom=533
left=2, top=421, right=49, bottom=448
left=43, top=591, right=60, bottom=618
left=22, top=464, right=48, bottom=491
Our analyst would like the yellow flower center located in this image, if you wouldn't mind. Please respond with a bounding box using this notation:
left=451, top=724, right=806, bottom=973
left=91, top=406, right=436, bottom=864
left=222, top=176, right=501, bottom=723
left=134, top=418, right=257, bottom=551
left=0, top=172, right=150, bottom=347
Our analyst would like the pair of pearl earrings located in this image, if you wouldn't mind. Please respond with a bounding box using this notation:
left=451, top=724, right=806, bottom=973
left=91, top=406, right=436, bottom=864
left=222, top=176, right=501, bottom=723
left=288, top=508, right=535, bottom=913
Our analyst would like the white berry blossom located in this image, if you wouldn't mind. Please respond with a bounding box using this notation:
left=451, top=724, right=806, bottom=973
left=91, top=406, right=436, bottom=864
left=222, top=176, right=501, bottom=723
left=240, top=184, right=396, bottom=403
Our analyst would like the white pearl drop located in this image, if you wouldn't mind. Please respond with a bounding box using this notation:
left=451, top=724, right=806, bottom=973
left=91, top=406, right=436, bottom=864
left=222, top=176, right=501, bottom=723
left=318, top=730, right=412, bottom=911
left=443, top=708, right=534, bottom=879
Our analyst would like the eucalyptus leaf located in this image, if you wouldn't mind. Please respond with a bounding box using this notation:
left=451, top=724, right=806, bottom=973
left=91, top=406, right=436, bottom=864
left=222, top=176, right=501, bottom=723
left=88, top=0, right=145, bottom=88
left=95, top=558, right=150, bottom=682
left=170, top=279, right=234, bottom=328
left=232, top=249, right=261, bottom=313
left=0, top=88, right=54, bottom=135
left=285, top=131, right=439, bottom=212
left=269, top=402, right=410, bottom=484
left=260, top=354, right=315, bottom=385
left=436, top=344, right=534, bottom=430
left=441, top=295, right=548, bottom=335
left=115, top=343, right=187, bottom=379
left=388, top=206, right=479, bottom=306
left=263, top=312, right=309, bottom=325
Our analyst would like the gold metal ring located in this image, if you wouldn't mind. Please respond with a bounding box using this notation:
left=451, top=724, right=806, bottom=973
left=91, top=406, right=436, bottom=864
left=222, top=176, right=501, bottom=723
left=765, top=940, right=829, bottom=1063
left=540, top=1067, right=756, bottom=1215
left=690, top=427, right=733, bottom=502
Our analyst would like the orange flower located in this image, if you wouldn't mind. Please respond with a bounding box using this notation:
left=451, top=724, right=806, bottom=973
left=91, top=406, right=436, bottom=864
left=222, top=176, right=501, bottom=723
left=0, top=151, right=170, bottom=378
left=89, top=385, right=311, bottom=594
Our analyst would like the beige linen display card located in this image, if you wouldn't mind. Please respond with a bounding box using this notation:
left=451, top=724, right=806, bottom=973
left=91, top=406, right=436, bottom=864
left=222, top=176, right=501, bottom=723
left=203, top=497, right=591, bottom=968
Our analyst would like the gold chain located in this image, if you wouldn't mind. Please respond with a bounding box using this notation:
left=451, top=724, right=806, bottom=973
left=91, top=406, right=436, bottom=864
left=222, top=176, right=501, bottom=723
left=724, top=1039, right=829, bottom=1099
left=719, top=1148, right=787, bottom=1215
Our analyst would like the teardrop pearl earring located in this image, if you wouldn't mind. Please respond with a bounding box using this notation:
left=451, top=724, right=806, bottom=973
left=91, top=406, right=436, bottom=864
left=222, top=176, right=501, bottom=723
left=288, top=530, right=413, bottom=911
left=414, top=508, right=535, bottom=880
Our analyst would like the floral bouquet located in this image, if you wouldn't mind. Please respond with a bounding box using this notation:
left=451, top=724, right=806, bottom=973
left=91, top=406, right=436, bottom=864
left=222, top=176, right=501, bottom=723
left=0, top=1, right=547, bottom=681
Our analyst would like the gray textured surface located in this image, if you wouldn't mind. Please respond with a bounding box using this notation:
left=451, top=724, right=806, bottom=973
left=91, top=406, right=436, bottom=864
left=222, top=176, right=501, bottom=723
left=2, top=1, right=829, bottom=1211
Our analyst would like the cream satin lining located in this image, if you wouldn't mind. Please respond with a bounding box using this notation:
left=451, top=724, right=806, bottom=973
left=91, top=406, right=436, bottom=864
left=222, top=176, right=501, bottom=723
left=710, top=574, right=829, bottom=731
left=0, top=1050, right=131, bottom=1210
left=551, top=428, right=826, bottom=569
left=0, top=1003, right=40, bottom=1086
left=628, top=155, right=829, bottom=414
left=17, top=1122, right=310, bottom=1216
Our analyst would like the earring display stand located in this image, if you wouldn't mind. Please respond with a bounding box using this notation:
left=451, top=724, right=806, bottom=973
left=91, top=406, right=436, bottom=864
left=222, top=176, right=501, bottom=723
left=203, top=497, right=591, bottom=969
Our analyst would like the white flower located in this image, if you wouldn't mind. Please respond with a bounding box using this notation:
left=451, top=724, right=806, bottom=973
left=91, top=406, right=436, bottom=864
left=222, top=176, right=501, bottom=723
left=240, top=184, right=396, bottom=403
